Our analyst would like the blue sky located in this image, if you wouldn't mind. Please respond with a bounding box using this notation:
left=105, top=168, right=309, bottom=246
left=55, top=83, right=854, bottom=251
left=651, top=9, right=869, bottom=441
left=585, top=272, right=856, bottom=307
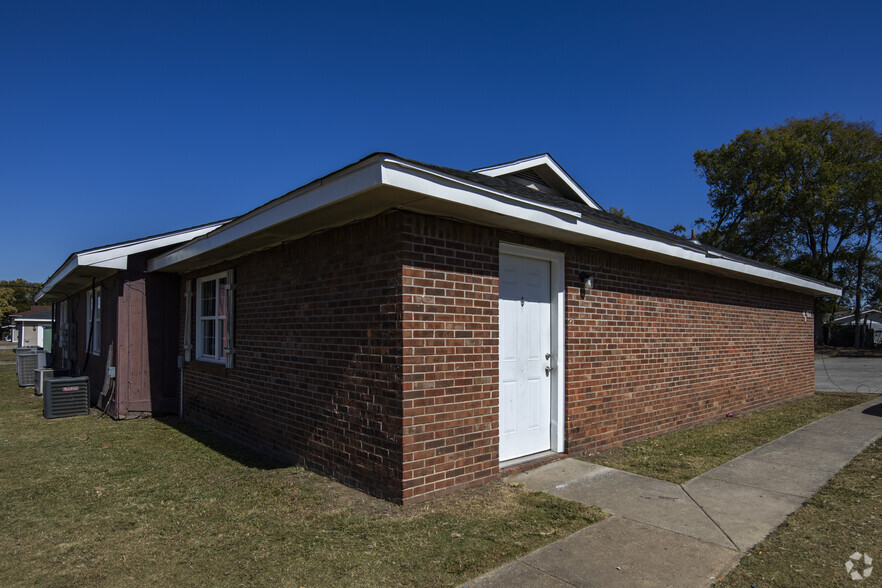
left=2, top=1, right=880, bottom=283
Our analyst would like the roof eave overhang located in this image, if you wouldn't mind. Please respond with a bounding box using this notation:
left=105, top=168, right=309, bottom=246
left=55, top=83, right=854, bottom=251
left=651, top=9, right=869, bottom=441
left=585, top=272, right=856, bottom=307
left=147, top=155, right=840, bottom=298
left=37, top=222, right=227, bottom=304
left=36, top=255, right=119, bottom=304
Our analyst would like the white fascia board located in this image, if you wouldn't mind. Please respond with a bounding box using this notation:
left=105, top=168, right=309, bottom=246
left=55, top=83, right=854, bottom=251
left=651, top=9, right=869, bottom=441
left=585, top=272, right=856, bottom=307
left=473, top=154, right=601, bottom=210
left=148, top=158, right=384, bottom=272
left=388, top=159, right=838, bottom=296
left=146, top=154, right=838, bottom=297
left=37, top=256, right=79, bottom=301
left=38, top=223, right=225, bottom=300
left=383, top=160, right=582, bottom=221
left=76, top=224, right=224, bottom=267
left=564, top=218, right=839, bottom=296
left=14, top=317, right=51, bottom=323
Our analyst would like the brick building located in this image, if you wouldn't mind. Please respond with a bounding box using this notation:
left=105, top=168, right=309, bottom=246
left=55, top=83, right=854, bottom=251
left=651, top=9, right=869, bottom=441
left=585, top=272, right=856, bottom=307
left=36, top=221, right=226, bottom=418
left=136, top=153, right=839, bottom=504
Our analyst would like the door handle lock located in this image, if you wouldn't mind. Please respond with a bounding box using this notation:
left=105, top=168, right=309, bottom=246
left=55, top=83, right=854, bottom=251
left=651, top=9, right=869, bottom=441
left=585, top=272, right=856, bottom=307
left=545, top=365, right=554, bottom=376
left=545, top=353, right=552, bottom=360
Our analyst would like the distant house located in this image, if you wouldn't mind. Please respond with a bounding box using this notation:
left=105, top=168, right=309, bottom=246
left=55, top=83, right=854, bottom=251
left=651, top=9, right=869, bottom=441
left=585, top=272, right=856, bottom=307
left=36, top=221, right=226, bottom=418
left=3, top=322, right=17, bottom=343
left=832, top=309, right=882, bottom=345
left=10, top=306, right=52, bottom=348
left=39, top=152, right=840, bottom=504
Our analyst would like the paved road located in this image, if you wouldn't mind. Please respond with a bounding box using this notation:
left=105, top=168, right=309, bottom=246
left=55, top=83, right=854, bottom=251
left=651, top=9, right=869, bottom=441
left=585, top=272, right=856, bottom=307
left=815, top=356, right=882, bottom=394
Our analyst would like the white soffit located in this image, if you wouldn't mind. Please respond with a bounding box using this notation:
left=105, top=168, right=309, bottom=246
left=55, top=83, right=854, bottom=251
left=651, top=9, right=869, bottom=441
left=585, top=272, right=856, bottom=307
left=147, top=154, right=839, bottom=297
left=472, top=154, right=601, bottom=210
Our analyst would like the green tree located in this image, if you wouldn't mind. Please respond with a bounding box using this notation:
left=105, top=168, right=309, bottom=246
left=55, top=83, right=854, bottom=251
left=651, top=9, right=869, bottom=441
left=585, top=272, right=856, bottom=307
left=606, top=206, right=630, bottom=219
left=0, top=279, right=42, bottom=326
left=670, top=223, right=687, bottom=237
left=693, top=114, right=882, bottom=342
left=0, top=289, right=16, bottom=324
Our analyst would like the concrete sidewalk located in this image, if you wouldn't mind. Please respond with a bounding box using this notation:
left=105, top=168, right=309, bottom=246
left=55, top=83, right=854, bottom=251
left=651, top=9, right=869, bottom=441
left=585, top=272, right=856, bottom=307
left=469, top=396, right=882, bottom=587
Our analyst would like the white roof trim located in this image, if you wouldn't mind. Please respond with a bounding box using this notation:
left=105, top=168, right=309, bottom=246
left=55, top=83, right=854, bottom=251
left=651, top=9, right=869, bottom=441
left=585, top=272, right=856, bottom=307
left=147, top=154, right=839, bottom=297
left=37, top=221, right=227, bottom=301
left=472, top=154, right=601, bottom=210
left=382, top=160, right=838, bottom=296
left=148, top=157, right=383, bottom=272
left=388, top=160, right=582, bottom=220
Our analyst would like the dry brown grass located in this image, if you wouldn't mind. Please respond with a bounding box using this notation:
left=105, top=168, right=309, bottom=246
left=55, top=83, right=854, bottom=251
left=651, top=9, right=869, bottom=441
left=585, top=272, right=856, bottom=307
left=0, top=360, right=603, bottom=587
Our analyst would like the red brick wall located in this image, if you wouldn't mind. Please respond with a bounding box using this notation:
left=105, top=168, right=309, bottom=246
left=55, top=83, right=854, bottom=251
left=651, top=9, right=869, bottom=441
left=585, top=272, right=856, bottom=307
left=178, top=210, right=815, bottom=504
left=397, top=214, right=814, bottom=502
left=562, top=246, right=815, bottom=455
left=399, top=215, right=500, bottom=503
left=180, top=213, right=405, bottom=502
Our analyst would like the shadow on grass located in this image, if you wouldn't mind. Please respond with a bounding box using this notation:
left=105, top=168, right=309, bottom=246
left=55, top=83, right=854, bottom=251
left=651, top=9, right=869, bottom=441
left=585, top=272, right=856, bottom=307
left=155, top=415, right=287, bottom=471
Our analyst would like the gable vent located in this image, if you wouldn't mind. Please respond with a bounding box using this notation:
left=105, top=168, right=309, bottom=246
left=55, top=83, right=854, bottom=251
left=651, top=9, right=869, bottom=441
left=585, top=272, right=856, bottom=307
left=512, top=169, right=546, bottom=185
left=508, top=170, right=561, bottom=196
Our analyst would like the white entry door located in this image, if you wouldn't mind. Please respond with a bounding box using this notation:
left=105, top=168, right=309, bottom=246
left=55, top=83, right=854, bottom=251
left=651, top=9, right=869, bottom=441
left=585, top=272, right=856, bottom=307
left=499, top=253, right=553, bottom=462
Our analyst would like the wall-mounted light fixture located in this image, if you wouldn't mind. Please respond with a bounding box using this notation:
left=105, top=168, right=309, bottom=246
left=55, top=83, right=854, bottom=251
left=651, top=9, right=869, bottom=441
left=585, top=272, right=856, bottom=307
left=579, top=271, right=593, bottom=291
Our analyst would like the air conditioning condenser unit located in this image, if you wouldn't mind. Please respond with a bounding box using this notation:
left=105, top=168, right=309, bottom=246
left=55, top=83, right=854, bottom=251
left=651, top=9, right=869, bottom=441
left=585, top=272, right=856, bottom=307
left=43, top=376, right=90, bottom=419
left=34, top=368, right=70, bottom=396
left=16, top=349, right=47, bottom=387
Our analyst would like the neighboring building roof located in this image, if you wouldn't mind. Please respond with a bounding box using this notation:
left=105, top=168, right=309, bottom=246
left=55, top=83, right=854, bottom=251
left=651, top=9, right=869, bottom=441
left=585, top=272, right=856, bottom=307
left=147, top=153, right=841, bottom=297
left=832, top=309, right=882, bottom=325
left=36, top=219, right=230, bottom=303
left=13, top=309, right=52, bottom=322
left=10, top=305, right=51, bottom=318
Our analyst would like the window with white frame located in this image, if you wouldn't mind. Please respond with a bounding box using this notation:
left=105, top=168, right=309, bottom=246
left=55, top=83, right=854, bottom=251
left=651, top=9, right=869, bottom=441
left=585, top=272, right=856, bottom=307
left=88, top=286, right=102, bottom=355
left=196, top=272, right=233, bottom=364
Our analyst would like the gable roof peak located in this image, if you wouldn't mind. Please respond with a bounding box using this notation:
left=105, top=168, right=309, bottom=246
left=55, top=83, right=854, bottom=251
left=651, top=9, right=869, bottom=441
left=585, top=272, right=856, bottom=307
left=471, top=153, right=601, bottom=210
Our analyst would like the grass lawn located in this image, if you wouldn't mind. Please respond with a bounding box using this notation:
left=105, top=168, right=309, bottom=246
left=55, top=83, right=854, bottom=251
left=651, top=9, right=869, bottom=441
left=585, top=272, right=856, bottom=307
left=0, top=350, right=602, bottom=587
left=716, top=435, right=882, bottom=587
left=815, top=345, right=882, bottom=358
left=585, top=392, right=873, bottom=483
